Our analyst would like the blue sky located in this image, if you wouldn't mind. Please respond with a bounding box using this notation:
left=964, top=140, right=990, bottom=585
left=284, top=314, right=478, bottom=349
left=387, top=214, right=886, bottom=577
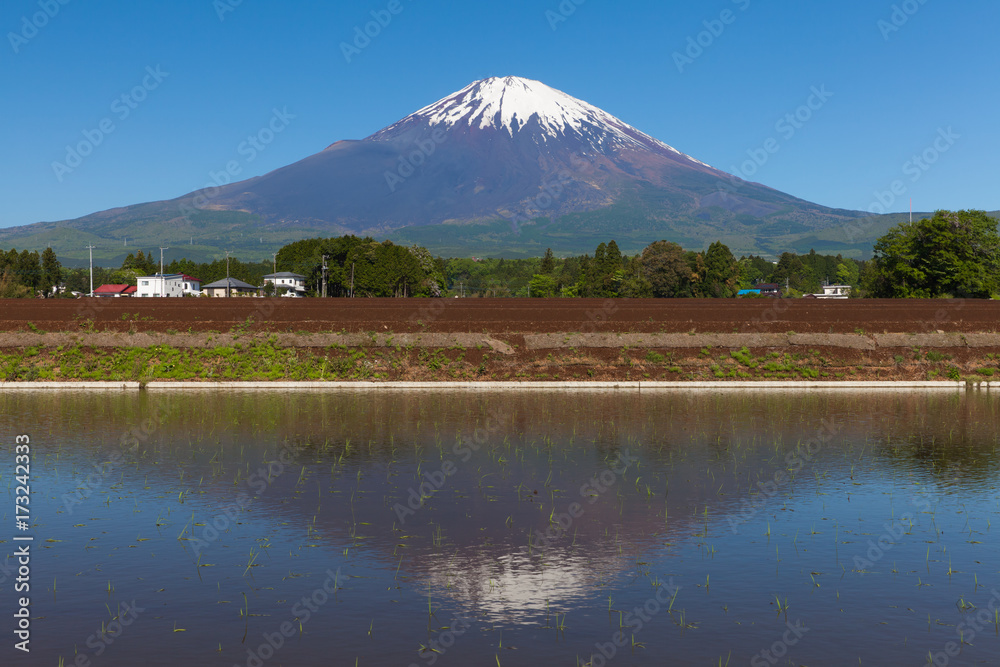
left=1, top=0, right=997, bottom=228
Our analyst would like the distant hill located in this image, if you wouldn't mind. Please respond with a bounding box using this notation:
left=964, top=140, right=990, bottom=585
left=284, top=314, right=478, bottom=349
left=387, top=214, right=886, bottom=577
left=1, top=76, right=992, bottom=265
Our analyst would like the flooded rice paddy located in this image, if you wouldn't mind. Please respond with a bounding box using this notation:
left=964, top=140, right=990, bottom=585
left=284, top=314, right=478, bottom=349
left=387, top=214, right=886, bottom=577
left=2, top=389, right=999, bottom=666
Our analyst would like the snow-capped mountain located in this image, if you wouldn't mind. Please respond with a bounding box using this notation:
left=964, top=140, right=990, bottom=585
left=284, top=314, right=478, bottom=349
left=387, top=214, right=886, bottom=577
left=212, top=74, right=766, bottom=230
left=4, top=76, right=868, bottom=259
left=370, top=76, right=709, bottom=167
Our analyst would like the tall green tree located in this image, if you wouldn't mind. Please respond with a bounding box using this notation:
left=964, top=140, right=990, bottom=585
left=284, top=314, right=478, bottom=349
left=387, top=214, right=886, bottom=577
left=702, top=241, right=739, bottom=297
left=528, top=274, right=558, bottom=297
left=40, top=247, right=61, bottom=295
left=0, top=267, right=30, bottom=298
left=835, top=259, right=860, bottom=286
left=17, top=250, right=41, bottom=291
left=539, top=248, right=555, bottom=274
left=863, top=210, right=1000, bottom=298
left=640, top=241, right=691, bottom=297
left=578, top=241, right=625, bottom=297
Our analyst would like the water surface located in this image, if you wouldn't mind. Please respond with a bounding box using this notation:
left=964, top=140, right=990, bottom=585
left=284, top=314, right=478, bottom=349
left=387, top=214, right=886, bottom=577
left=2, top=389, right=998, bottom=666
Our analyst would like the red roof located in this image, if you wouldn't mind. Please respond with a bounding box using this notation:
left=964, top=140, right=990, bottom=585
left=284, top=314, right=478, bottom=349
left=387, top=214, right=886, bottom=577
left=122, top=285, right=137, bottom=294
left=94, top=284, right=131, bottom=295
left=181, top=275, right=202, bottom=283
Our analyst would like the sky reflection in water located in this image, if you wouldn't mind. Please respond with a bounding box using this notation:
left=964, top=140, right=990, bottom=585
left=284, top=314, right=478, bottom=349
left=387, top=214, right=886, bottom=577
left=2, top=389, right=998, bottom=666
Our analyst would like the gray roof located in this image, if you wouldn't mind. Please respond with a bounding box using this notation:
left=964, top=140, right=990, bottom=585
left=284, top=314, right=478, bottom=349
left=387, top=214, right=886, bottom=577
left=202, top=278, right=258, bottom=289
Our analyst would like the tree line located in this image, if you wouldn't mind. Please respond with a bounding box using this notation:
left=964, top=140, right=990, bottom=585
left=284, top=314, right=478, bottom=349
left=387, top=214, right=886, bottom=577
left=1, top=209, right=994, bottom=299
left=860, top=210, right=999, bottom=298
left=452, top=242, right=863, bottom=298
left=0, top=238, right=868, bottom=299
left=0, top=247, right=62, bottom=298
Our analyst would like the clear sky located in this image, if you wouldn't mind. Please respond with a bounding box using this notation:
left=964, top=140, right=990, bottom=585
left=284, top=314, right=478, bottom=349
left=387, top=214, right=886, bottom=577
left=1, top=0, right=997, bottom=228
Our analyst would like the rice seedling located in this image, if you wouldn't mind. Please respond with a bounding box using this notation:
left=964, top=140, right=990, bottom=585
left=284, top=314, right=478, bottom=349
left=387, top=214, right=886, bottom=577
left=774, top=595, right=789, bottom=617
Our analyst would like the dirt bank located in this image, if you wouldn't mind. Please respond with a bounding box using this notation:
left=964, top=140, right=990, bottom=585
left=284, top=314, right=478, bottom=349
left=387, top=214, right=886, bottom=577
left=0, top=298, right=996, bottom=334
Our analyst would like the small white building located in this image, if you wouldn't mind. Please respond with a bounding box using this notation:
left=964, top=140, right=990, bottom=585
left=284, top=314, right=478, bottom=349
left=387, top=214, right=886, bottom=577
left=819, top=284, right=851, bottom=299
left=180, top=274, right=202, bottom=296
left=136, top=274, right=184, bottom=298
left=264, top=272, right=307, bottom=296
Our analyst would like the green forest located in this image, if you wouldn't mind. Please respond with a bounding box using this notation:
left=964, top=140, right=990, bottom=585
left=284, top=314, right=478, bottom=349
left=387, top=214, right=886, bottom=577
left=1, top=210, right=995, bottom=299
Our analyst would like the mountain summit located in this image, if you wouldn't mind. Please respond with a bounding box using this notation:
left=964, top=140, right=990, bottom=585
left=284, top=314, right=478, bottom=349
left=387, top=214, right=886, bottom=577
left=213, top=74, right=823, bottom=231
left=371, top=76, right=708, bottom=167
left=2, top=76, right=869, bottom=261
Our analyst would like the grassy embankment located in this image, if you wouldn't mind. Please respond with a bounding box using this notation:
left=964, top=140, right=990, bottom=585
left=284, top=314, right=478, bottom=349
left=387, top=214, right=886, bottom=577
left=3, top=337, right=1000, bottom=383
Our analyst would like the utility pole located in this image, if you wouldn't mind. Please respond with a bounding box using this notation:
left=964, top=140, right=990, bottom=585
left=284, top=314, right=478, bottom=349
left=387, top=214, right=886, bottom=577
left=86, top=245, right=96, bottom=297
left=225, top=250, right=232, bottom=298
left=321, top=255, right=329, bottom=298
left=159, top=247, right=169, bottom=297
left=272, top=253, right=278, bottom=276
left=350, top=262, right=355, bottom=298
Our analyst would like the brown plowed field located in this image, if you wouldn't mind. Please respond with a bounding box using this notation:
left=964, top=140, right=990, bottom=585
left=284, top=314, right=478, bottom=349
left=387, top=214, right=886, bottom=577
left=0, top=298, right=998, bottom=334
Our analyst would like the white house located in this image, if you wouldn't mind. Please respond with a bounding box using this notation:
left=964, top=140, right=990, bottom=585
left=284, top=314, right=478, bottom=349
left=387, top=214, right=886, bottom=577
left=180, top=274, right=202, bottom=296
left=819, top=284, right=851, bottom=299
left=263, top=272, right=307, bottom=296
left=136, top=274, right=184, bottom=298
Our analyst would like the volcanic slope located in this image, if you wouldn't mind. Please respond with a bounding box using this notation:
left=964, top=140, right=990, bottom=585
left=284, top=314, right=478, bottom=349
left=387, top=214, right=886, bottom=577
left=198, top=76, right=866, bottom=238
left=2, top=76, right=871, bottom=261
